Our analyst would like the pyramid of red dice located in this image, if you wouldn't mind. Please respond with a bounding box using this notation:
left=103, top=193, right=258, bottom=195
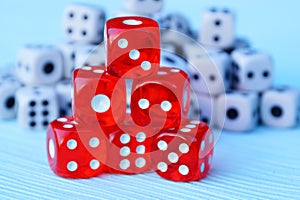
left=46, top=16, right=214, bottom=182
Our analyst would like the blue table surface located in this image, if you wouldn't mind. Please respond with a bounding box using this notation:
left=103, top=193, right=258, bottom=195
left=1, top=0, right=300, bottom=199
left=0, top=121, right=299, bottom=199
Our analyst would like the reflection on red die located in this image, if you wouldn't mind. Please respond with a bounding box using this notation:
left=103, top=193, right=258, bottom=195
left=46, top=116, right=108, bottom=178
left=151, top=119, right=214, bottom=182
left=106, top=16, right=160, bottom=78
left=72, top=66, right=126, bottom=127
left=130, top=67, right=190, bottom=129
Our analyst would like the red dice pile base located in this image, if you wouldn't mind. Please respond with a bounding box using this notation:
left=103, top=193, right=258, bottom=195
left=46, top=17, right=214, bottom=182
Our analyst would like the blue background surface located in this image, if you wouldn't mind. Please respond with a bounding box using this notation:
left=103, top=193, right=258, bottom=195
left=1, top=0, right=300, bottom=88
left=0, top=0, right=300, bottom=199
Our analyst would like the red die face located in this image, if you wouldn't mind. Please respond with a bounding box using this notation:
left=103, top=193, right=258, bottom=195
left=151, top=119, right=214, bottom=182
left=106, top=17, right=160, bottom=78
left=130, top=67, right=190, bottom=129
left=104, top=122, right=158, bottom=174
left=73, top=66, right=126, bottom=127
left=46, top=116, right=107, bottom=178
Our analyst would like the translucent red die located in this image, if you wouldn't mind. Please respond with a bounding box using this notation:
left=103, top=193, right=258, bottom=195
left=103, top=121, right=160, bottom=174
left=46, top=116, right=108, bottom=178
left=130, top=67, right=191, bottom=129
left=72, top=66, right=127, bottom=127
left=105, top=16, right=160, bottom=78
left=151, top=119, right=214, bottom=182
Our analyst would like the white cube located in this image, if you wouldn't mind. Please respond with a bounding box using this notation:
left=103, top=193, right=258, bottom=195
left=215, top=91, right=259, bottom=132
left=63, top=3, right=106, bottom=44
left=16, top=45, right=63, bottom=86
left=199, top=8, right=235, bottom=49
left=16, top=86, right=59, bottom=130
left=232, top=48, right=273, bottom=92
left=261, top=87, right=299, bottom=128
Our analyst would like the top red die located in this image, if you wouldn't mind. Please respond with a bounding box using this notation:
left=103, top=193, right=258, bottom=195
left=105, top=17, right=160, bottom=78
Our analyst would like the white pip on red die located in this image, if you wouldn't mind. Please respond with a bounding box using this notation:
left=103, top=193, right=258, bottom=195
left=56, top=80, right=72, bottom=117
left=260, top=87, right=300, bottom=128
left=199, top=7, right=235, bottom=49
left=75, top=44, right=105, bottom=68
left=0, top=75, right=22, bottom=119
left=123, top=0, right=164, bottom=16
left=16, top=45, right=63, bottom=86
left=16, top=86, right=59, bottom=130
left=215, top=91, right=259, bottom=132
left=231, top=49, right=273, bottom=92
left=63, top=3, right=106, bottom=44
left=188, top=51, right=232, bottom=95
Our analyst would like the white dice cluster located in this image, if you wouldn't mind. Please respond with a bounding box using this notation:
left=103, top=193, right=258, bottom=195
left=0, top=2, right=298, bottom=132
left=136, top=4, right=298, bottom=131
left=0, top=3, right=106, bottom=130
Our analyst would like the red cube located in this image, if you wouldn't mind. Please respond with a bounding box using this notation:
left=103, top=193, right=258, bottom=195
left=130, top=67, right=191, bottom=129
left=46, top=116, right=108, bottom=178
left=104, top=120, right=162, bottom=174
left=72, top=66, right=127, bottom=127
left=106, top=16, right=160, bottom=78
left=151, top=119, right=214, bottom=182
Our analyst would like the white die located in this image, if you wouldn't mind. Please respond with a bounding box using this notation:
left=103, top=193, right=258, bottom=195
left=231, top=49, right=273, bottom=92
left=0, top=75, right=22, bottom=119
left=161, top=43, right=177, bottom=54
left=188, top=51, right=232, bottom=95
left=75, top=44, right=105, bottom=68
left=124, top=0, right=164, bottom=16
left=161, top=51, right=189, bottom=74
left=261, top=87, right=300, bottom=128
left=215, top=92, right=259, bottom=132
left=199, top=8, right=235, bottom=49
left=161, top=30, right=194, bottom=51
left=16, top=86, right=59, bottom=130
left=57, top=42, right=78, bottom=79
left=183, top=42, right=221, bottom=63
left=56, top=80, right=72, bottom=117
left=159, top=13, right=193, bottom=35
left=225, top=37, right=251, bottom=54
left=16, top=45, right=63, bottom=86
left=63, top=3, right=106, bottom=44
left=189, top=92, right=217, bottom=126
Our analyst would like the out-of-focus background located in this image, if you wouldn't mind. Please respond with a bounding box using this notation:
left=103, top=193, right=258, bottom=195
left=1, top=0, right=300, bottom=88
left=0, top=1, right=300, bottom=199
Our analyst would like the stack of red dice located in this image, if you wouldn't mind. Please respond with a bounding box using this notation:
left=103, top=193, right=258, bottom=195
left=46, top=17, right=214, bottom=182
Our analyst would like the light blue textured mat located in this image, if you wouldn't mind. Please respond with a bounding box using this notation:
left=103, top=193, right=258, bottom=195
left=0, top=120, right=299, bottom=199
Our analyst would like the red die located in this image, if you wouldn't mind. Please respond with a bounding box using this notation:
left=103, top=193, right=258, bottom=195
left=151, top=119, right=214, bottom=182
left=130, top=67, right=190, bottom=129
left=104, top=122, right=158, bottom=174
left=106, top=16, right=160, bottom=78
left=46, top=116, right=108, bottom=178
left=73, top=66, right=126, bottom=127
